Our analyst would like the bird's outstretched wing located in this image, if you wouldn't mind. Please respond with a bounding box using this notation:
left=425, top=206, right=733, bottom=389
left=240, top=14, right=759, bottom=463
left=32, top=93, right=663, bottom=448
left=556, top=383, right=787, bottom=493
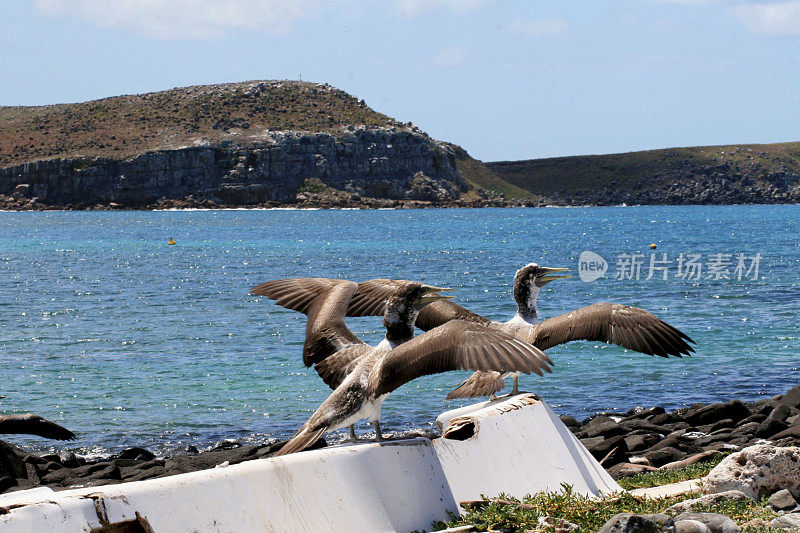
left=446, top=371, right=505, bottom=399
left=252, top=277, right=491, bottom=331
left=251, top=278, right=365, bottom=367
left=0, top=414, right=76, bottom=440
left=368, top=320, right=552, bottom=397
left=251, top=278, right=344, bottom=316
left=524, top=302, right=695, bottom=356
left=352, top=279, right=491, bottom=330
left=313, top=344, right=372, bottom=389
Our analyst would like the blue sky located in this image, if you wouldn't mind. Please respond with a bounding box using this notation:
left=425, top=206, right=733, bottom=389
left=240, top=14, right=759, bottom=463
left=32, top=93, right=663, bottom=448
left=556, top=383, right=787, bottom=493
left=2, top=1, right=798, bottom=161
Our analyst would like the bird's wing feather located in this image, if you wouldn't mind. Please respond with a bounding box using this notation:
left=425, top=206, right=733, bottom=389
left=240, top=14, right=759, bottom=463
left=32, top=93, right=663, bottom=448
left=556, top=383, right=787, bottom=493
left=0, top=414, right=76, bottom=440
left=353, top=279, right=492, bottom=330
left=313, top=344, right=372, bottom=389
left=251, top=278, right=343, bottom=316
left=368, top=320, right=552, bottom=396
left=252, top=278, right=365, bottom=366
left=524, top=302, right=695, bottom=356
left=446, top=371, right=505, bottom=399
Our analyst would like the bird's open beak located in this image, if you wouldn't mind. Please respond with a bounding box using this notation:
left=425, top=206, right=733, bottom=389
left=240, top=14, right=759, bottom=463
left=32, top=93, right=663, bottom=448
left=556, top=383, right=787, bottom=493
left=535, top=267, right=572, bottom=286
left=418, top=285, right=455, bottom=304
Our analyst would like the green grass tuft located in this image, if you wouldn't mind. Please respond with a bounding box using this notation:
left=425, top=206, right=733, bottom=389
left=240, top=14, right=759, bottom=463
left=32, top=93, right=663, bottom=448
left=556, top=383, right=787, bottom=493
left=296, top=178, right=330, bottom=194
left=617, top=454, right=727, bottom=490
left=435, top=483, right=776, bottom=533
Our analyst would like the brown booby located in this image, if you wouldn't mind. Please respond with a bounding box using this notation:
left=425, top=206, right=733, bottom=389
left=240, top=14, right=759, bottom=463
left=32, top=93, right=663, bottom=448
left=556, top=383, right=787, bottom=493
left=253, top=278, right=552, bottom=455
left=0, top=413, right=76, bottom=441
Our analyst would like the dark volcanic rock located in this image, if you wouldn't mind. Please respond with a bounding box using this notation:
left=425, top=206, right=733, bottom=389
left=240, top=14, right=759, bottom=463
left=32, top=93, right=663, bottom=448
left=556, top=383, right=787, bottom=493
left=697, top=419, right=734, bottom=434
left=755, top=418, right=790, bottom=439
left=620, top=419, right=663, bottom=433
left=623, top=407, right=666, bottom=421
left=770, top=424, right=800, bottom=441
left=0, top=475, right=15, bottom=493
left=683, top=400, right=751, bottom=426
left=598, top=513, right=674, bottom=533
left=645, top=446, right=685, bottom=467
left=607, top=462, right=658, bottom=479
left=0, top=436, right=333, bottom=495
left=559, top=415, right=580, bottom=430
left=650, top=413, right=677, bottom=425
left=779, top=386, right=800, bottom=409
left=117, top=447, right=156, bottom=461
left=644, top=435, right=688, bottom=454
left=625, top=434, right=661, bottom=453
left=737, top=413, right=767, bottom=426
left=730, top=421, right=760, bottom=438
left=0, top=440, right=27, bottom=480
left=582, top=416, right=626, bottom=438
left=766, top=403, right=794, bottom=423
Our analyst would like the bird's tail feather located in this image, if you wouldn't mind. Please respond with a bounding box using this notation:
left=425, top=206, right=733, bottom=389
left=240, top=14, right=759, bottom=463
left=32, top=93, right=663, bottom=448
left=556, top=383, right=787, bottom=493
left=274, top=425, right=328, bottom=456
left=446, top=371, right=505, bottom=399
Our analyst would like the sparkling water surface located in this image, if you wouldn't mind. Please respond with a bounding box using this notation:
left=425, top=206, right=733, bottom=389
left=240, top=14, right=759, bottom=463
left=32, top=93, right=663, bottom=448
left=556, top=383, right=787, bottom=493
left=1, top=206, right=798, bottom=456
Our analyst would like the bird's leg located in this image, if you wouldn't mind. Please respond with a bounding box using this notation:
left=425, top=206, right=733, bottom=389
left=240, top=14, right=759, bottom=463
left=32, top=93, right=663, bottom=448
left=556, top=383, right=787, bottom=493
left=489, top=394, right=498, bottom=401
left=510, top=374, right=520, bottom=395
left=373, top=420, right=383, bottom=442
left=347, top=424, right=357, bottom=442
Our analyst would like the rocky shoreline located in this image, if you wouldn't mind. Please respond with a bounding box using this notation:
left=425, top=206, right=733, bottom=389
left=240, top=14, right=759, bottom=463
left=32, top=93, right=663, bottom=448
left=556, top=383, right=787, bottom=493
left=565, top=386, right=800, bottom=480
left=0, top=189, right=536, bottom=211
left=2, top=387, right=799, bottom=498
left=5, top=192, right=800, bottom=212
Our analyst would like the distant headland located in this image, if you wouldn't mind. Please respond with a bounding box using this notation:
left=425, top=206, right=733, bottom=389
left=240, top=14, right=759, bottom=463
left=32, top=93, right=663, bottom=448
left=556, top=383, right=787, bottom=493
left=1, top=80, right=798, bottom=210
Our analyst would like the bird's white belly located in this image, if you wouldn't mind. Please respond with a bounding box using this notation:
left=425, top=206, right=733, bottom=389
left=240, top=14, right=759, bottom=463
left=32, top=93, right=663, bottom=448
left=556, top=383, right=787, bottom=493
left=330, top=394, right=388, bottom=431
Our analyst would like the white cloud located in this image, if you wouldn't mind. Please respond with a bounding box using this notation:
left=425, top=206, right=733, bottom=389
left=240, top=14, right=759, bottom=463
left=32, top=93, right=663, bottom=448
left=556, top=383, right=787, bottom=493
left=432, top=45, right=468, bottom=67
left=732, top=1, right=800, bottom=34
left=34, top=0, right=313, bottom=39
left=393, top=0, right=495, bottom=18
left=33, top=0, right=497, bottom=40
left=507, top=17, right=569, bottom=37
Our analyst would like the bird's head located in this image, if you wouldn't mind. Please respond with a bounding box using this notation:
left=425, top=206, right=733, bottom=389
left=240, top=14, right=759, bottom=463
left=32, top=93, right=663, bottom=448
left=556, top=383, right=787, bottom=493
left=515, top=263, right=572, bottom=289
left=513, top=263, right=571, bottom=319
left=383, top=283, right=454, bottom=340
left=385, top=283, right=454, bottom=318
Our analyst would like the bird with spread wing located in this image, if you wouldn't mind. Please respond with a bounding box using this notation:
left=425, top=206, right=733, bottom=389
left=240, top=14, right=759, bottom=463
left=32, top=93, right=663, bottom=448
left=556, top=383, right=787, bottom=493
left=251, top=278, right=552, bottom=454
left=252, top=263, right=694, bottom=401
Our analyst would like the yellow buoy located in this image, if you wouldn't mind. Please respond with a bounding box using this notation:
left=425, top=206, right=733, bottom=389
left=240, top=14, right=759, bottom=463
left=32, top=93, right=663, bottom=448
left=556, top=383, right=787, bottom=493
left=650, top=243, right=657, bottom=249
left=168, top=238, right=176, bottom=245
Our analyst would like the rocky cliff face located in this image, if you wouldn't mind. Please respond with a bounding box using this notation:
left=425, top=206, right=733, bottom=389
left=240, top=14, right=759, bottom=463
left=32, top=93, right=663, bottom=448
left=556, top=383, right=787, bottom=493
left=0, top=128, right=467, bottom=208
left=538, top=167, right=800, bottom=206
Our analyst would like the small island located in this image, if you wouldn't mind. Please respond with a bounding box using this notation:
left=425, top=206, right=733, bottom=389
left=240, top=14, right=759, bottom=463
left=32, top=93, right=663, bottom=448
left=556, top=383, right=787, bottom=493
left=1, top=80, right=798, bottom=211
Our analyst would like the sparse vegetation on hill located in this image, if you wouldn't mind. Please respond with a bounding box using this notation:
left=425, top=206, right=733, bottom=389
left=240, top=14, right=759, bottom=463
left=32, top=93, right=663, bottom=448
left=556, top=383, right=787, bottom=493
left=2, top=79, right=798, bottom=207
left=0, top=80, right=395, bottom=167
left=486, top=141, right=800, bottom=204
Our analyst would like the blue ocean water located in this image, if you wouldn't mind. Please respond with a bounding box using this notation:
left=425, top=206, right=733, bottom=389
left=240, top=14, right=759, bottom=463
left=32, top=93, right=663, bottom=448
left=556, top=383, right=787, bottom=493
left=1, top=206, right=798, bottom=456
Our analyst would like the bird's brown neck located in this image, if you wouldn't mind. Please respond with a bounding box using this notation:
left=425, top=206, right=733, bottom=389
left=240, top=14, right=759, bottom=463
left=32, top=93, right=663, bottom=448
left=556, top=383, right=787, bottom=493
left=513, top=282, right=539, bottom=323
left=382, top=305, right=418, bottom=346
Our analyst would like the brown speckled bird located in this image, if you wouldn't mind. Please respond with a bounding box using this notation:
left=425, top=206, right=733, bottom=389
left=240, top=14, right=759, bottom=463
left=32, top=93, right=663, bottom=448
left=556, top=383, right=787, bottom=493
left=255, top=263, right=695, bottom=401
left=252, top=278, right=552, bottom=454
